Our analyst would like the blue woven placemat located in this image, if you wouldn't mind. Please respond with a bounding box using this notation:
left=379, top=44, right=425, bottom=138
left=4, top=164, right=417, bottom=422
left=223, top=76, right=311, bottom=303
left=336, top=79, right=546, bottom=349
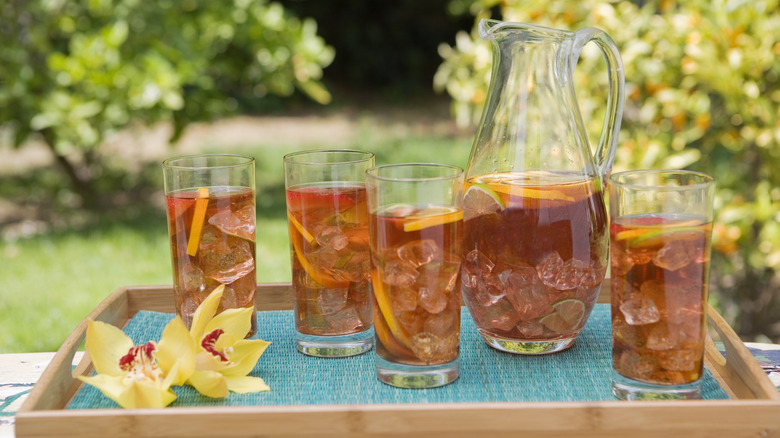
left=67, top=304, right=729, bottom=409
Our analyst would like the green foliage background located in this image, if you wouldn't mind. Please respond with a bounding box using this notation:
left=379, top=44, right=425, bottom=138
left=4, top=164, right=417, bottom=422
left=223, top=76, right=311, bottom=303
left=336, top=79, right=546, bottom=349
left=435, top=0, right=780, bottom=341
left=0, top=0, right=334, bottom=205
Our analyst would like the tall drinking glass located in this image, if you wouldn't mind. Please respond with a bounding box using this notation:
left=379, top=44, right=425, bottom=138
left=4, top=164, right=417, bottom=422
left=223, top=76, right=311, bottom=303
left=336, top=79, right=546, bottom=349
left=609, top=170, right=715, bottom=400
left=366, top=163, right=464, bottom=388
left=163, top=154, right=257, bottom=336
left=284, top=150, right=375, bottom=357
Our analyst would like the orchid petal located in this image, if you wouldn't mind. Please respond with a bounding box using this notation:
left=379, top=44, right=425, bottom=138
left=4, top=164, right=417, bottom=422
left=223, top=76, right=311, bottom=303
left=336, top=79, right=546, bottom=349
left=117, top=380, right=177, bottom=409
left=190, top=284, right=224, bottom=341
left=224, top=376, right=270, bottom=394
left=85, top=320, right=134, bottom=376
left=78, top=374, right=127, bottom=402
left=195, top=351, right=225, bottom=372
left=204, top=307, right=253, bottom=342
left=156, top=316, right=195, bottom=385
left=188, top=369, right=228, bottom=398
left=221, top=339, right=271, bottom=377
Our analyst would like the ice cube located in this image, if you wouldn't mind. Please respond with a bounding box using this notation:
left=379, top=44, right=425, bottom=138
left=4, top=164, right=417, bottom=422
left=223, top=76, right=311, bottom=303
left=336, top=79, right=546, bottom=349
left=382, top=260, right=419, bottom=287
left=464, top=249, right=495, bottom=276
left=316, top=226, right=349, bottom=251
left=516, top=320, right=545, bottom=338
left=645, top=324, right=678, bottom=350
left=179, top=263, right=205, bottom=295
left=610, top=277, right=638, bottom=302
left=652, top=240, right=692, bottom=271
left=659, top=349, right=697, bottom=372
left=208, top=205, right=255, bottom=240
left=201, top=237, right=255, bottom=284
left=341, top=251, right=370, bottom=282
left=179, top=296, right=198, bottom=326
left=610, top=246, right=635, bottom=277
left=619, top=296, right=661, bottom=325
left=220, top=285, right=239, bottom=310
left=616, top=351, right=657, bottom=380
left=396, top=310, right=425, bottom=334
left=311, top=247, right=340, bottom=270
left=409, top=332, right=459, bottom=364
left=326, top=306, right=365, bottom=333
left=424, top=309, right=458, bottom=337
left=392, top=286, right=418, bottom=312
left=419, top=286, right=448, bottom=314
left=397, top=239, right=442, bottom=268
left=466, top=298, right=517, bottom=332
left=536, top=251, right=565, bottom=289
left=318, top=288, right=348, bottom=315
left=627, top=247, right=654, bottom=265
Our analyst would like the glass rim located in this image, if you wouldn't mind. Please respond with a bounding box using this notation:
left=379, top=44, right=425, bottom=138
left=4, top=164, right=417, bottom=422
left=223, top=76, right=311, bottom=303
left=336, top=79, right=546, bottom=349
left=609, top=169, right=714, bottom=191
left=283, top=149, right=375, bottom=165
left=162, top=154, right=255, bottom=169
left=366, top=163, right=464, bottom=182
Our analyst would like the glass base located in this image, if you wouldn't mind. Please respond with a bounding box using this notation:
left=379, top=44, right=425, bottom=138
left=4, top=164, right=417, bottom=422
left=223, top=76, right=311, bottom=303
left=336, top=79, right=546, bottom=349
left=477, top=329, right=577, bottom=355
left=612, top=370, right=702, bottom=400
left=295, top=329, right=374, bottom=358
left=375, top=356, right=459, bottom=389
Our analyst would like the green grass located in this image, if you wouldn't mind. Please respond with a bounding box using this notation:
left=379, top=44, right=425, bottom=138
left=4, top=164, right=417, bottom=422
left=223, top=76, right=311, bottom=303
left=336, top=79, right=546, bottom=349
left=0, top=132, right=472, bottom=353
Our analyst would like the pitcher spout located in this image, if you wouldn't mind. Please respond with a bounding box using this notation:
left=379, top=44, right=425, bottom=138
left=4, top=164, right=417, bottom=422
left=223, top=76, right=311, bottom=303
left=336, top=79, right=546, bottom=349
left=478, top=19, right=572, bottom=42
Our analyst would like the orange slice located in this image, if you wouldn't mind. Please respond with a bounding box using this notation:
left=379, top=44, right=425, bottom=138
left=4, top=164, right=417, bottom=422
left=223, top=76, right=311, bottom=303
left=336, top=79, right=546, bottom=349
left=287, top=210, right=314, bottom=243
left=370, top=268, right=411, bottom=348
left=486, top=183, right=575, bottom=202
left=186, top=187, right=210, bottom=256
left=372, top=302, right=416, bottom=360
left=289, top=225, right=348, bottom=288
left=403, top=206, right=463, bottom=232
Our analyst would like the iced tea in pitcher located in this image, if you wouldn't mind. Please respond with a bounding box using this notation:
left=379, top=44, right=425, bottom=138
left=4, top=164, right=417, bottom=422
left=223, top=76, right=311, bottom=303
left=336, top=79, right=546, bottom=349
left=461, top=171, right=608, bottom=354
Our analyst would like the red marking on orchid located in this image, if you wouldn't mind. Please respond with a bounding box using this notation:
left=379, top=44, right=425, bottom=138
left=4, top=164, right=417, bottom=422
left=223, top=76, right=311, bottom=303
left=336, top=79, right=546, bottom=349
left=118, top=342, right=156, bottom=371
left=201, top=329, right=229, bottom=362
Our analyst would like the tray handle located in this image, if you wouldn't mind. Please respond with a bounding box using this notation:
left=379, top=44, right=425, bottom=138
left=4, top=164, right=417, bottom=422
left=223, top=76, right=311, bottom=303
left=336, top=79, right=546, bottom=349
left=706, top=303, right=780, bottom=400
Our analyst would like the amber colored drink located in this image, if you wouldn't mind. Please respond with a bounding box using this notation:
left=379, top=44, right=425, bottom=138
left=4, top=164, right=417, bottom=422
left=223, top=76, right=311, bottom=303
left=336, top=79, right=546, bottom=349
left=369, top=205, right=462, bottom=366
left=167, top=186, right=257, bottom=336
left=611, top=214, right=712, bottom=386
left=461, top=172, right=608, bottom=352
left=286, top=183, right=372, bottom=336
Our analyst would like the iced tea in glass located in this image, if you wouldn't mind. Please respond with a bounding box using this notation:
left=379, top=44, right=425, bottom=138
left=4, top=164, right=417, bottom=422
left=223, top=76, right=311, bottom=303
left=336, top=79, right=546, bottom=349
left=609, top=170, right=715, bottom=400
left=366, top=163, right=463, bottom=388
left=163, top=155, right=257, bottom=336
left=461, top=171, right=609, bottom=354
left=284, top=150, right=374, bottom=357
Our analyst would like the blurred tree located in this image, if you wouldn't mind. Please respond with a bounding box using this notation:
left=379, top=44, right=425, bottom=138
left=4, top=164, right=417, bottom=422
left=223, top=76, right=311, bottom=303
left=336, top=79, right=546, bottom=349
left=0, top=0, right=334, bottom=208
left=435, top=0, right=780, bottom=341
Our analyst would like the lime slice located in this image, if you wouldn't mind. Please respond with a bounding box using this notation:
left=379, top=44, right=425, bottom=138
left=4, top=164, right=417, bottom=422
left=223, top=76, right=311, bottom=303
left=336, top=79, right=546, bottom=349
left=463, top=184, right=505, bottom=221
left=403, top=206, right=463, bottom=232
left=539, top=298, right=586, bottom=334
left=629, top=226, right=704, bottom=248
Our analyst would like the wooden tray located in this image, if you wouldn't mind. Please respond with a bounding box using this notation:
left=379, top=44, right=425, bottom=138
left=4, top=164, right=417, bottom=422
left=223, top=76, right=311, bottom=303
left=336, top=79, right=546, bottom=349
left=17, top=281, right=780, bottom=438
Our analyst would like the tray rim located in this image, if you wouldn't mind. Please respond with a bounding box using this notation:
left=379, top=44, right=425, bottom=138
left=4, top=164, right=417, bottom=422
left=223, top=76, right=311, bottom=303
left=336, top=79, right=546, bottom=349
left=16, top=282, right=780, bottom=438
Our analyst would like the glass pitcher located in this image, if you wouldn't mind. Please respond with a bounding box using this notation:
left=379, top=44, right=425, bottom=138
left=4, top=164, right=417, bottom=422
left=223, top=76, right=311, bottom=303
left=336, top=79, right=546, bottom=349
left=461, top=20, right=625, bottom=354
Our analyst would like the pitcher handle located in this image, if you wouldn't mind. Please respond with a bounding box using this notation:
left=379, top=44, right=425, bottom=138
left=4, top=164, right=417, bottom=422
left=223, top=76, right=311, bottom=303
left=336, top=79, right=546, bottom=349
left=572, top=28, right=625, bottom=184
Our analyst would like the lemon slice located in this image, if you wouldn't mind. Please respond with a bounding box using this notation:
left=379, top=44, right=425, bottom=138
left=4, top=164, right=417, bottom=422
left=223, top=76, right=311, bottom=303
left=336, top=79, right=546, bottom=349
left=403, top=206, right=463, bottom=232
left=186, top=187, right=210, bottom=256
left=487, top=183, right=575, bottom=202
left=371, top=268, right=411, bottom=348
left=287, top=210, right=315, bottom=243
left=539, top=298, right=586, bottom=334
left=463, top=184, right=505, bottom=221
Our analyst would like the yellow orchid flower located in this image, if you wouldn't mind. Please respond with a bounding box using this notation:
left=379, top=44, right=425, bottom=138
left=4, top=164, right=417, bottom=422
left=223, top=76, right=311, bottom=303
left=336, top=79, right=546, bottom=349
left=186, top=284, right=271, bottom=398
left=78, top=316, right=194, bottom=409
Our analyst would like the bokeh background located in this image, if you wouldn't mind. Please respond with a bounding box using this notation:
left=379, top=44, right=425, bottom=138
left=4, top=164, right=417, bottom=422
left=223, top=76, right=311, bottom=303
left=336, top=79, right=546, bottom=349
left=1, top=0, right=779, bottom=353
